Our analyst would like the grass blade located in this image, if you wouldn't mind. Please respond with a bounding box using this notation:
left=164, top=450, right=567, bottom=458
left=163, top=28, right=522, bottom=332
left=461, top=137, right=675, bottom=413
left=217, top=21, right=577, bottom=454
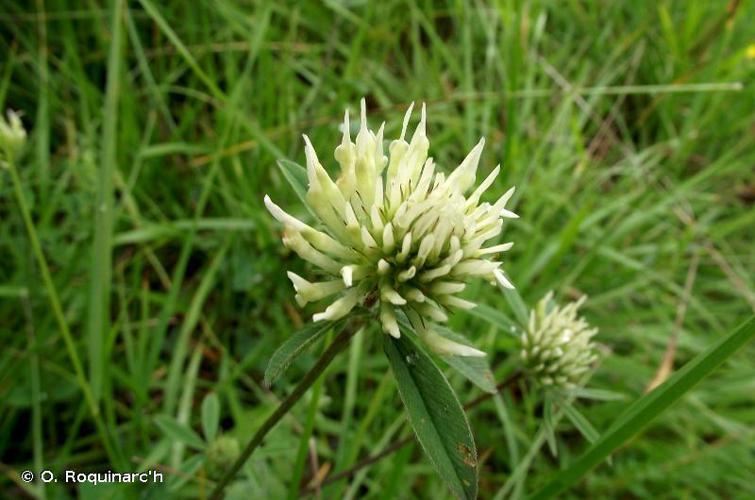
left=34, top=0, right=50, bottom=192
left=532, top=315, right=755, bottom=499
left=87, top=0, right=124, bottom=400
left=136, top=0, right=222, bottom=97
left=163, top=242, right=230, bottom=414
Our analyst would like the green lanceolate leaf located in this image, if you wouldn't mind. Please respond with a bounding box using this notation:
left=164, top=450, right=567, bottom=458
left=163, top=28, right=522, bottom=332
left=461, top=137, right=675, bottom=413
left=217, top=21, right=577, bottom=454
left=264, top=319, right=343, bottom=387
left=501, top=286, right=530, bottom=327
left=434, top=325, right=498, bottom=394
left=532, top=315, right=755, bottom=499
left=542, top=392, right=558, bottom=457
left=276, top=158, right=321, bottom=221
left=396, top=315, right=497, bottom=394
left=562, top=402, right=600, bottom=443
left=276, top=159, right=308, bottom=205
left=201, top=392, right=220, bottom=442
left=467, top=303, right=522, bottom=336
left=384, top=332, right=478, bottom=499
left=564, top=387, right=627, bottom=401
left=154, top=415, right=205, bottom=450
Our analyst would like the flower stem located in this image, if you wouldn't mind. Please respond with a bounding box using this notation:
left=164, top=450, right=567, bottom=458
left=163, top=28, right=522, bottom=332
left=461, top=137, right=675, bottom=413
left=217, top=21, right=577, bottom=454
left=210, top=319, right=361, bottom=499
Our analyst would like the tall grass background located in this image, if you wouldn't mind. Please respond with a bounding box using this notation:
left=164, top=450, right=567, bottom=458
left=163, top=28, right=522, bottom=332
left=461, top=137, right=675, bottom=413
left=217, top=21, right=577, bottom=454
left=1, top=0, right=753, bottom=498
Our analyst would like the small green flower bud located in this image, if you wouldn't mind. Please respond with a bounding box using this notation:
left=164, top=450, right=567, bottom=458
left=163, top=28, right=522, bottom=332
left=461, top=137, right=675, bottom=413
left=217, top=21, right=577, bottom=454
left=206, top=435, right=240, bottom=480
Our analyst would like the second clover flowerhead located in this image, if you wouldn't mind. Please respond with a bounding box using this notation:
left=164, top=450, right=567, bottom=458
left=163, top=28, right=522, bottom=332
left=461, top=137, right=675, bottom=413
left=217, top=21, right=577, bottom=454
left=521, top=292, right=599, bottom=389
left=265, top=100, right=518, bottom=356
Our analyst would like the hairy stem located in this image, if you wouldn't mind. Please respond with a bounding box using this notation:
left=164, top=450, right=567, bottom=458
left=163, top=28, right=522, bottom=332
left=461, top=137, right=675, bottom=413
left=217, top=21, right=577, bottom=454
left=210, top=319, right=361, bottom=499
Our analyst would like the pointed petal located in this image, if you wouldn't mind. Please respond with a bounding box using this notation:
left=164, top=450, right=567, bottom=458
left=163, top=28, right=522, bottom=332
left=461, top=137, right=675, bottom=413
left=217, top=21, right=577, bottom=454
left=466, top=164, right=500, bottom=208
left=312, top=288, right=363, bottom=322
left=380, top=303, right=401, bottom=338
left=400, top=102, right=415, bottom=141
left=286, top=272, right=344, bottom=306
left=478, top=242, right=514, bottom=255
left=446, top=137, right=485, bottom=194
left=494, top=268, right=516, bottom=289
left=420, top=328, right=486, bottom=357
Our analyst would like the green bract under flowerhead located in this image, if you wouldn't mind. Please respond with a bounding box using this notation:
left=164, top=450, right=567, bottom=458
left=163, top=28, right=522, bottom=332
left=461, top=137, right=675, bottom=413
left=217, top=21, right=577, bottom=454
left=265, top=100, right=518, bottom=357
left=521, top=292, right=599, bottom=389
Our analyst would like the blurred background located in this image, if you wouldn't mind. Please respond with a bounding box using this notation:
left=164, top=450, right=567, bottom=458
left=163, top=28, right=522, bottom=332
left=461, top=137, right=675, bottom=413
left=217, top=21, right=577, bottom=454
left=1, top=0, right=753, bottom=498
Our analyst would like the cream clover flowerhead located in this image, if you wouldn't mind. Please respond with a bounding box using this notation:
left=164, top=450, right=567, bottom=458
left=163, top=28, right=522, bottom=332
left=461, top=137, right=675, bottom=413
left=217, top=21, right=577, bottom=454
left=265, top=99, right=518, bottom=357
left=0, top=109, right=27, bottom=164
left=521, top=292, right=599, bottom=389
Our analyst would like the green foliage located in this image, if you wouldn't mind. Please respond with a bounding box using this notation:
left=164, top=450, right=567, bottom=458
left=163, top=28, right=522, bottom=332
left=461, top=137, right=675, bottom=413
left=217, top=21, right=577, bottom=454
left=384, top=331, right=478, bottom=499
left=263, top=319, right=344, bottom=387
left=201, top=392, right=221, bottom=442
left=433, top=325, right=499, bottom=394
left=154, top=415, right=206, bottom=451
left=1, top=0, right=753, bottom=498
left=534, top=316, right=755, bottom=499
left=276, top=159, right=310, bottom=209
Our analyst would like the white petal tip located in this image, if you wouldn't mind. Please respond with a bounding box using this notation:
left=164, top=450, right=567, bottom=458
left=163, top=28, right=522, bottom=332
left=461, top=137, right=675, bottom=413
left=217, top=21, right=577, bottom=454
left=341, top=266, right=353, bottom=287
left=425, top=331, right=486, bottom=357
left=494, top=269, right=516, bottom=289
left=460, top=348, right=487, bottom=357
left=263, top=195, right=283, bottom=220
